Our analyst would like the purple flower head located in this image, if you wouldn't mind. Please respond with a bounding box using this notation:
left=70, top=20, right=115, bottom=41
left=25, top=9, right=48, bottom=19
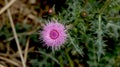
left=41, top=21, right=67, bottom=50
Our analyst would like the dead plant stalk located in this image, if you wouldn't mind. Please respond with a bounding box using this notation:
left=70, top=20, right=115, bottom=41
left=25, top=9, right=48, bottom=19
left=5, top=0, right=26, bottom=67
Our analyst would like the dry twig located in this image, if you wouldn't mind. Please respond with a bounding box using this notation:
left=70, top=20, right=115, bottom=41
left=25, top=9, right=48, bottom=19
left=0, top=0, right=17, bottom=15
left=5, top=0, right=26, bottom=67
left=0, top=56, right=20, bottom=67
left=24, top=38, right=30, bottom=63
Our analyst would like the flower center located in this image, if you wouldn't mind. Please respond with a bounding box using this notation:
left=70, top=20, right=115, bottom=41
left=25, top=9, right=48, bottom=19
left=50, top=29, right=59, bottom=39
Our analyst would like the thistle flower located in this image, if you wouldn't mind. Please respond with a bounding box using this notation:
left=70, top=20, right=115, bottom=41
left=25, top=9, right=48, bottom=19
left=40, top=21, right=67, bottom=50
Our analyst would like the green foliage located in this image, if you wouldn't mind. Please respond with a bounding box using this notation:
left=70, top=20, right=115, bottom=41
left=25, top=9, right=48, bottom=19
left=56, top=0, right=120, bottom=66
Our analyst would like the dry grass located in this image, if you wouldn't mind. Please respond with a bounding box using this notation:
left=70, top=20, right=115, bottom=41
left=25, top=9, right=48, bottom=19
left=0, top=0, right=44, bottom=67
